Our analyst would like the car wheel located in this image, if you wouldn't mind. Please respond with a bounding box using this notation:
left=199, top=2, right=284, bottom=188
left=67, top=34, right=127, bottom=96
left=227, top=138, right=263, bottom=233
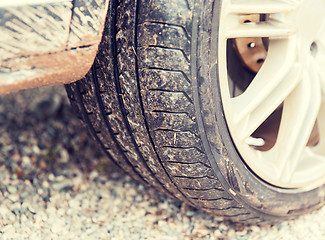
left=65, top=0, right=325, bottom=224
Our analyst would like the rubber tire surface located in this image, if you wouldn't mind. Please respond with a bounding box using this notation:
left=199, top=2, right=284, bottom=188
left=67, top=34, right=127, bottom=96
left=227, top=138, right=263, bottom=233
left=65, top=0, right=325, bottom=224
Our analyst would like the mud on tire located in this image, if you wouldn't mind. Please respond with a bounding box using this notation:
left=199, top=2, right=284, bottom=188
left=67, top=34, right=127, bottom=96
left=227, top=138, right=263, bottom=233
left=65, top=0, right=325, bottom=224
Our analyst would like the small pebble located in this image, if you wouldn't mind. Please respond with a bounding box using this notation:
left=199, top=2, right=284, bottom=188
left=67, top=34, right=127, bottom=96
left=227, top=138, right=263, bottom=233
left=192, top=226, right=210, bottom=238
left=8, top=194, right=19, bottom=202
left=7, top=185, right=17, bottom=194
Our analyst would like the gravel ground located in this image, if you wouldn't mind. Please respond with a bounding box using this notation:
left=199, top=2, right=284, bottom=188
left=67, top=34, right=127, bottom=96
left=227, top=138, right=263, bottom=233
left=0, top=85, right=325, bottom=240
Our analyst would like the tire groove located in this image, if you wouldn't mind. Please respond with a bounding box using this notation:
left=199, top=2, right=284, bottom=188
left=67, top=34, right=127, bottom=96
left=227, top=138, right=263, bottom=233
left=149, top=89, right=193, bottom=104
left=182, top=187, right=224, bottom=192
left=184, top=0, right=191, bottom=11
left=134, top=0, right=197, bottom=206
left=145, top=67, right=191, bottom=84
left=161, top=146, right=205, bottom=154
left=191, top=197, right=233, bottom=201
left=151, top=110, right=193, bottom=118
left=66, top=83, right=130, bottom=178
left=164, top=161, right=211, bottom=168
left=154, top=129, right=198, bottom=137
left=223, top=213, right=251, bottom=218
left=143, top=20, right=191, bottom=41
left=108, top=0, right=178, bottom=194
left=90, top=64, right=150, bottom=185
left=174, top=175, right=217, bottom=180
left=147, top=45, right=190, bottom=63
left=202, top=206, right=244, bottom=211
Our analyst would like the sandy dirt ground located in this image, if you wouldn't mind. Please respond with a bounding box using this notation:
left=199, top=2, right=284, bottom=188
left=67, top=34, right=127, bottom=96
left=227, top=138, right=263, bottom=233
left=0, top=85, right=324, bottom=240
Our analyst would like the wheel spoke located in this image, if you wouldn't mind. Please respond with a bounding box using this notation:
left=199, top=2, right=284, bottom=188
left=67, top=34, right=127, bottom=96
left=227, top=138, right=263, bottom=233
left=315, top=99, right=325, bottom=151
left=316, top=18, right=325, bottom=44
left=317, top=57, right=325, bottom=95
left=222, top=0, right=299, bottom=39
left=275, top=66, right=321, bottom=183
left=315, top=34, right=325, bottom=93
left=228, top=0, right=299, bottom=15
left=225, top=20, right=295, bottom=39
left=231, top=38, right=300, bottom=139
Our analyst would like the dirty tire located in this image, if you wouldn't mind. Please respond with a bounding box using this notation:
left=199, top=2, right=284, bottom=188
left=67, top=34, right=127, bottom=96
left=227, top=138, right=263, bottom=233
left=65, top=0, right=325, bottom=224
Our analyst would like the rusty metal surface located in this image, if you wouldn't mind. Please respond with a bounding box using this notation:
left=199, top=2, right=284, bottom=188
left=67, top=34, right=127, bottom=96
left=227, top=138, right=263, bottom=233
left=0, top=0, right=108, bottom=94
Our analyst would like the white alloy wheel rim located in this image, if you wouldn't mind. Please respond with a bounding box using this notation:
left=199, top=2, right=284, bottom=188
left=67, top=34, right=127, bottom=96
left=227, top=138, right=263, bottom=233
left=218, top=0, right=325, bottom=188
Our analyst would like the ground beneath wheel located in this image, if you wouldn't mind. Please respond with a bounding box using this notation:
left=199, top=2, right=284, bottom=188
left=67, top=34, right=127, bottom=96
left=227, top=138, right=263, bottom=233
left=0, top=85, right=324, bottom=239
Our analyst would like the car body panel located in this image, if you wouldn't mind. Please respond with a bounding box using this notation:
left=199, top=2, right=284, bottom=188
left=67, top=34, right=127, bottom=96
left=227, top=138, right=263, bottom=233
left=0, top=0, right=108, bottom=94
